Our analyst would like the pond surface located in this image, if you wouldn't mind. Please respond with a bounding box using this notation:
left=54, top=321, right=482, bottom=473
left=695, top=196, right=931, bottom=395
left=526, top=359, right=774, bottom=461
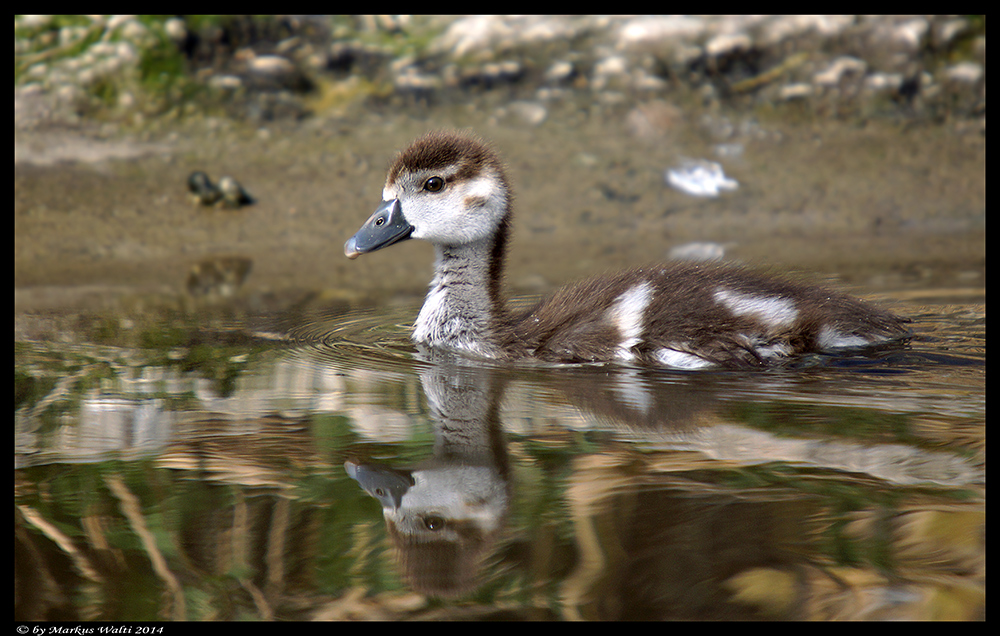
left=15, top=109, right=984, bottom=621
left=14, top=292, right=984, bottom=621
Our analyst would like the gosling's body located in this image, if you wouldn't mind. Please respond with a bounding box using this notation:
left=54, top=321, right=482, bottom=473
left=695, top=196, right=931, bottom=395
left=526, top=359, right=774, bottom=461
left=345, top=131, right=909, bottom=369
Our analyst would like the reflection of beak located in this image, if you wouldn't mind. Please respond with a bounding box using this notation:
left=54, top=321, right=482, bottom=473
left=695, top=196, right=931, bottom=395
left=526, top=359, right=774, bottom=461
left=344, top=199, right=413, bottom=259
left=344, top=461, right=414, bottom=509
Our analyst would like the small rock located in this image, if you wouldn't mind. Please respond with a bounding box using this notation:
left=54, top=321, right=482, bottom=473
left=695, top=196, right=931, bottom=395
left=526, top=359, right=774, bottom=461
left=779, top=83, right=813, bottom=101
left=217, top=176, right=255, bottom=209
left=502, top=101, right=547, bottom=126
left=814, top=56, right=867, bottom=86
left=187, top=171, right=221, bottom=206
left=544, top=61, right=576, bottom=84
left=945, top=62, right=983, bottom=85
left=705, top=33, right=752, bottom=57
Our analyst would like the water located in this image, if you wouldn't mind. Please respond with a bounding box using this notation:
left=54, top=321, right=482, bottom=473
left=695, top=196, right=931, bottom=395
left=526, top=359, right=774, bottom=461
left=14, top=293, right=984, bottom=621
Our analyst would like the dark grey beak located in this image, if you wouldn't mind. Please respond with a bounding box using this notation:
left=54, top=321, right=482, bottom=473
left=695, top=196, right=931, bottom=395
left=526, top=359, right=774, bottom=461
left=344, top=198, right=413, bottom=259
left=344, top=461, right=413, bottom=509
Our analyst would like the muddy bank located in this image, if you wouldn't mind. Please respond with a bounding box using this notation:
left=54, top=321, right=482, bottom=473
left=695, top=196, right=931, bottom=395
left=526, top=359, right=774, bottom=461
left=14, top=108, right=985, bottom=318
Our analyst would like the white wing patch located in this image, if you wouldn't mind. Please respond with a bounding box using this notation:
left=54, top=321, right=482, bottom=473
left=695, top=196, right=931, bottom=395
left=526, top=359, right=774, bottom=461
left=607, top=281, right=654, bottom=360
left=654, top=347, right=714, bottom=370
left=817, top=325, right=871, bottom=351
left=714, top=288, right=799, bottom=329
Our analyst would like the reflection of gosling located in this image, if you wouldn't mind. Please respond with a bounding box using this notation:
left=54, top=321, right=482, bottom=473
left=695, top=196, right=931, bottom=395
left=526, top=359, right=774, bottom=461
left=186, top=256, right=253, bottom=298
left=217, top=176, right=255, bottom=209
left=187, top=171, right=221, bottom=206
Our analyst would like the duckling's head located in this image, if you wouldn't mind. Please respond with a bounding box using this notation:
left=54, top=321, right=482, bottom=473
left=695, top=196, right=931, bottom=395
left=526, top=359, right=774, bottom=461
left=345, top=131, right=511, bottom=259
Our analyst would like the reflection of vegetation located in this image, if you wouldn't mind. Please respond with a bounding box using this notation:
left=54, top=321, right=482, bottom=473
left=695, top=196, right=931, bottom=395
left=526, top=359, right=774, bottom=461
left=15, top=398, right=984, bottom=619
left=16, top=454, right=388, bottom=620
left=14, top=368, right=55, bottom=411
left=15, top=342, right=116, bottom=424
left=14, top=311, right=267, bottom=415
left=726, top=401, right=912, bottom=442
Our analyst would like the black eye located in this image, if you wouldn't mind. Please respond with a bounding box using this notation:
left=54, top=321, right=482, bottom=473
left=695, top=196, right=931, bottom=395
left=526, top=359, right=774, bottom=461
left=374, top=217, right=384, bottom=226
left=423, top=176, right=445, bottom=192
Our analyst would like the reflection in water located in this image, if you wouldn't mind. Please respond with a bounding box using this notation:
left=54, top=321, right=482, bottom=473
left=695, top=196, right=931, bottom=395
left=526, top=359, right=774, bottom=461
left=341, top=336, right=984, bottom=611
left=346, top=349, right=510, bottom=598
left=186, top=255, right=253, bottom=298
left=14, top=301, right=985, bottom=620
